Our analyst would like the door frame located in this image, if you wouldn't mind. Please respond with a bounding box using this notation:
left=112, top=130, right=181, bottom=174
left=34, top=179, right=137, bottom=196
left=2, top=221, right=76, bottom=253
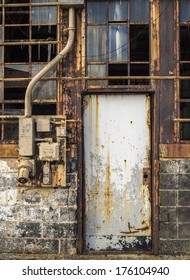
left=78, top=89, right=158, bottom=255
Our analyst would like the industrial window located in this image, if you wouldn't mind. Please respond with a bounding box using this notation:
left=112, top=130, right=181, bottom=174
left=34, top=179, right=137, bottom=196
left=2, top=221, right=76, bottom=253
left=0, top=0, right=60, bottom=143
left=86, top=0, right=149, bottom=87
left=179, top=0, right=190, bottom=140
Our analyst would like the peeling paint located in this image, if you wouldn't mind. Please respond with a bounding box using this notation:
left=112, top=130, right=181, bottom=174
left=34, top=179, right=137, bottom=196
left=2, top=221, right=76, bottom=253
left=84, top=94, right=151, bottom=251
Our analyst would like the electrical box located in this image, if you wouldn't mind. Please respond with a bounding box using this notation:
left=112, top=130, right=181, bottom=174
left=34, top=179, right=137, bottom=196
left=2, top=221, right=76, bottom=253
left=59, top=0, right=84, bottom=7
left=39, top=143, right=60, bottom=161
left=19, top=117, right=34, bottom=156
left=17, top=116, right=67, bottom=188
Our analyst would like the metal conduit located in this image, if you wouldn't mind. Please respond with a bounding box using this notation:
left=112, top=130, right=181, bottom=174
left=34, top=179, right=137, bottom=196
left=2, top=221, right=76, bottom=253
left=24, top=7, right=75, bottom=117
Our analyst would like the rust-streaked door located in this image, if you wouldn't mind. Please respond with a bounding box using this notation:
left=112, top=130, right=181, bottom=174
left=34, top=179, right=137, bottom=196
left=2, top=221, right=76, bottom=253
left=83, top=94, right=151, bottom=252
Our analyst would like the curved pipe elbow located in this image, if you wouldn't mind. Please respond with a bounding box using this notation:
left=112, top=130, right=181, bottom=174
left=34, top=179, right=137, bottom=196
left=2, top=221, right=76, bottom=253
left=24, top=7, right=75, bottom=117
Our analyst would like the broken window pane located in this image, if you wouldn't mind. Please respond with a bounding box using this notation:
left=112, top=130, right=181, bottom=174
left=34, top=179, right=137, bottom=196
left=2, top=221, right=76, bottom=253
left=180, top=63, right=190, bottom=76
left=4, top=104, right=24, bottom=115
left=130, top=64, right=149, bottom=85
left=108, top=64, right=128, bottom=85
left=180, top=80, right=190, bottom=98
left=130, top=25, right=149, bottom=61
left=32, top=6, right=57, bottom=24
left=5, top=26, right=29, bottom=41
left=180, top=122, right=190, bottom=140
left=5, top=45, right=29, bottom=63
left=130, top=0, right=149, bottom=22
left=0, top=46, right=2, bottom=64
left=32, top=0, right=56, bottom=2
left=87, top=0, right=106, bottom=24
left=109, top=0, right=128, bottom=22
left=87, top=26, right=107, bottom=62
left=4, top=64, right=29, bottom=78
left=87, top=64, right=107, bottom=86
left=109, top=25, right=128, bottom=62
left=0, top=7, right=2, bottom=25
left=0, top=82, right=2, bottom=100
left=4, top=65, right=29, bottom=100
left=32, top=26, right=56, bottom=40
left=5, top=1, right=29, bottom=3
left=32, top=44, right=56, bottom=62
left=5, top=7, right=29, bottom=24
left=180, top=0, right=190, bottom=22
left=180, top=26, right=190, bottom=61
left=32, top=104, right=56, bottom=115
left=32, top=64, right=57, bottom=100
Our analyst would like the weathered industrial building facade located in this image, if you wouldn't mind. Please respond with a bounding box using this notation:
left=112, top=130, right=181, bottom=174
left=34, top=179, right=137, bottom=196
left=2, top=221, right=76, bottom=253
left=0, top=0, right=190, bottom=257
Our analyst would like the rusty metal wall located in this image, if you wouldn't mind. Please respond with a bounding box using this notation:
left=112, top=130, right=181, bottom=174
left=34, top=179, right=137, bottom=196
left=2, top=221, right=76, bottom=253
left=160, top=0, right=176, bottom=143
left=83, top=94, right=151, bottom=252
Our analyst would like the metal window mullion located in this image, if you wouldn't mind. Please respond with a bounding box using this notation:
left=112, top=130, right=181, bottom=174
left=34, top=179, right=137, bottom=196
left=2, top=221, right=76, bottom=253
left=176, top=0, right=181, bottom=142
left=106, top=0, right=108, bottom=86
left=128, top=0, right=130, bottom=85
left=57, top=4, right=61, bottom=114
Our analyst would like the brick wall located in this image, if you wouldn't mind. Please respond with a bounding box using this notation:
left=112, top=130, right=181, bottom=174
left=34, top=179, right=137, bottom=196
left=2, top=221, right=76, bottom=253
left=0, top=159, right=78, bottom=255
left=159, top=159, right=190, bottom=254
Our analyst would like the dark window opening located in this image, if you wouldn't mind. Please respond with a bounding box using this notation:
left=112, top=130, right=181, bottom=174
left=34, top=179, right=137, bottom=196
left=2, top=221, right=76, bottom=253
left=5, top=45, right=29, bottom=62
left=5, top=26, right=29, bottom=41
left=180, top=123, right=190, bottom=140
left=5, top=0, right=29, bottom=3
left=180, top=80, right=190, bottom=98
left=180, top=26, right=190, bottom=61
left=130, top=25, right=149, bottom=61
left=32, top=26, right=56, bottom=40
left=0, top=7, right=2, bottom=25
left=108, top=64, right=128, bottom=85
left=130, top=64, right=149, bottom=85
left=32, top=44, right=56, bottom=62
left=180, top=102, right=190, bottom=118
left=4, top=88, right=26, bottom=100
left=5, top=7, right=29, bottom=24
left=179, top=25, right=190, bottom=140
left=32, top=104, right=56, bottom=115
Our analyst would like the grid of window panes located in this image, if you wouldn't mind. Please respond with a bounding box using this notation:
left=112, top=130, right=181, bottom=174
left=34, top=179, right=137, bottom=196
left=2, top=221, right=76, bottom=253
left=86, top=0, right=149, bottom=87
left=0, top=0, right=59, bottom=142
left=179, top=0, right=190, bottom=140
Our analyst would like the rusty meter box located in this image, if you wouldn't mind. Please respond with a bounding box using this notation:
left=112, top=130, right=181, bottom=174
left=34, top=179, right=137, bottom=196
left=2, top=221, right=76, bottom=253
left=18, top=116, right=67, bottom=188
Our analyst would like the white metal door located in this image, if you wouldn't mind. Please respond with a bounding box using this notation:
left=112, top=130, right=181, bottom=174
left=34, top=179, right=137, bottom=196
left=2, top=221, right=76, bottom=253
left=83, top=94, right=151, bottom=252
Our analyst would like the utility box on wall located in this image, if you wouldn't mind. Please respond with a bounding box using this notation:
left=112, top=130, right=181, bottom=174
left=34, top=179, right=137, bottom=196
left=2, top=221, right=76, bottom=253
left=18, top=116, right=67, bottom=188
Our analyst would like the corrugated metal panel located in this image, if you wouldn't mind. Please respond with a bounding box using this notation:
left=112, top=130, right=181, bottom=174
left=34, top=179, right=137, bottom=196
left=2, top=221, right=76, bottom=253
left=83, top=94, right=151, bottom=252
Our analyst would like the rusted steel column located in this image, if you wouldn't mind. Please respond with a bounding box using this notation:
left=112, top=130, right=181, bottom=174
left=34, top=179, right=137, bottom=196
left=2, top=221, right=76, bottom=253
left=150, top=0, right=160, bottom=255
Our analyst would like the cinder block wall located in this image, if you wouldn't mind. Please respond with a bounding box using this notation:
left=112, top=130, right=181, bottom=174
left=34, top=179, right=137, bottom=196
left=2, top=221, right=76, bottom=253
left=0, top=159, right=78, bottom=255
left=159, top=159, right=190, bottom=254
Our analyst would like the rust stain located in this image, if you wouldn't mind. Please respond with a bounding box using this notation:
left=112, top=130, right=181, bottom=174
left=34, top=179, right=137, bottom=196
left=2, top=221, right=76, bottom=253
left=104, top=152, right=111, bottom=224
left=121, top=226, right=149, bottom=235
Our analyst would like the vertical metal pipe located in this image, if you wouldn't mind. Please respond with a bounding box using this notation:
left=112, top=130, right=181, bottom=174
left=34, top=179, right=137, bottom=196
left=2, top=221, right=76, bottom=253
left=24, top=7, right=75, bottom=117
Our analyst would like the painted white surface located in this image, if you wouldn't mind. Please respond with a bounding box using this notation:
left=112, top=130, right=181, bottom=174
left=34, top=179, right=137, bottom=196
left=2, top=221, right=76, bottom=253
left=84, top=94, right=151, bottom=251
